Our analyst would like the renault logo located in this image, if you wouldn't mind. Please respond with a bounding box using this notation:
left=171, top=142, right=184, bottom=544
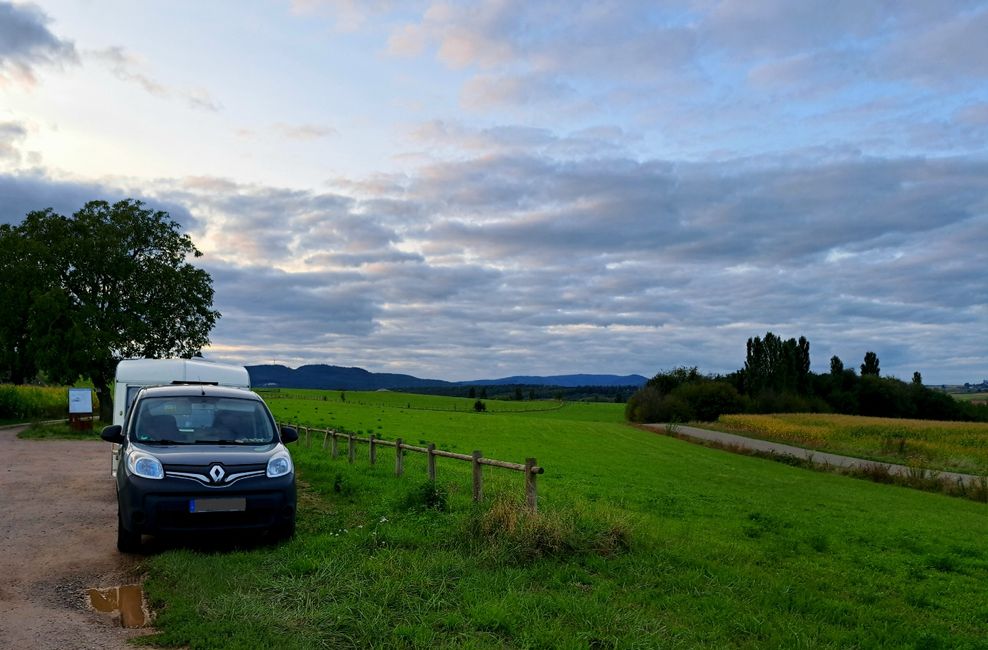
left=209, top=464, right=226, bottom=483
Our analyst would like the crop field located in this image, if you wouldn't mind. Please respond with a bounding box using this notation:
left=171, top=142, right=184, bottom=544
left=952, top=392, right=988, bottom=403
left=142, top=391, right=988, bottom=649
left=0, top=384, right=79, bottom=423
left=715, top=413, right=988, bottom=474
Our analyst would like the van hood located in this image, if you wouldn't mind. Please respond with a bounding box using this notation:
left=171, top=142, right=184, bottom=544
left=131, top=442, right=284, bottom=466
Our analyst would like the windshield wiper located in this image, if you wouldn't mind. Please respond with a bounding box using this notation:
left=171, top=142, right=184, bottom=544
left=143, top=439, right=185, bottom=445
left=195, top=439, right=243, bottom=445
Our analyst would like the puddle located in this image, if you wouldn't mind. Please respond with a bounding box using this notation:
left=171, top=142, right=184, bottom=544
left=87, top=584, right=149, bottom=628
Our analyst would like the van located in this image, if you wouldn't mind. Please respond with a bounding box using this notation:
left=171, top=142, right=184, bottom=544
left=109, top=359, right=251, bottom=477
left=101, top=383, right=298, bottom=552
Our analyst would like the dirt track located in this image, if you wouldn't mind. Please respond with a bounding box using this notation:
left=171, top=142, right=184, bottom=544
left=0, top=425, right=147, bottom=649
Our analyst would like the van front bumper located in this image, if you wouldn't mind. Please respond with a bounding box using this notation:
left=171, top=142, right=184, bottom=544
left=117, top=474, right=296, bottom=535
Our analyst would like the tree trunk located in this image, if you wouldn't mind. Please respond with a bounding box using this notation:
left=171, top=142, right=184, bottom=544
left=94, top=378, right=113, bottom=424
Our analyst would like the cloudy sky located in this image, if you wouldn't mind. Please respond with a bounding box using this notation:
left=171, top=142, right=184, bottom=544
left=1, top=1, right=986, bottom=384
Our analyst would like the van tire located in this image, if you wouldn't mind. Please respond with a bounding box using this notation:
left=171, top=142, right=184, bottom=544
left=117, top=509, right=141, bottom=553
left=272, top=515, right=296, bottom=543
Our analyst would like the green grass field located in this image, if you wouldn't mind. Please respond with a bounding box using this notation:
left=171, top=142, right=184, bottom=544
left=140, top=391, right=988, bottom=649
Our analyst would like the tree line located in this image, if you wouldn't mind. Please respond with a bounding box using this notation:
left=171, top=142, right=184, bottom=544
left=626, top=332, right=988, bottom=424
left=0, top=200, right=218, bottom=421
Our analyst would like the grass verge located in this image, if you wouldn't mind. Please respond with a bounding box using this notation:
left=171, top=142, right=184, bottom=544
left=16, top=420, right=103, bottom=440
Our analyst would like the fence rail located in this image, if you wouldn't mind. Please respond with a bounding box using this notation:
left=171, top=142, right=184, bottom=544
left=290, top=425, right=545, bottom=512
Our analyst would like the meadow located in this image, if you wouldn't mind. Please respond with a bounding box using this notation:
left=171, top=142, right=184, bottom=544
left=715, top=413, right=988, bottom=475
left=140, top=391, right=988, bottom=649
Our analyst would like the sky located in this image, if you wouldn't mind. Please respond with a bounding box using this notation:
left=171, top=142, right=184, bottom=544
left=1, top=0, right=986, bottom=384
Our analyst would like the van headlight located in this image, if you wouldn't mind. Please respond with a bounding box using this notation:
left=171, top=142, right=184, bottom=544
left=267, top=452, right=293, bottom=478
left=126, top=451, right=164, bottom=480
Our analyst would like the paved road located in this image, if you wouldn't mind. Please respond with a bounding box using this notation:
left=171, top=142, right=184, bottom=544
left=641, top=423, right=984, bottom=484
left=0, top=425, right=146, bottom=650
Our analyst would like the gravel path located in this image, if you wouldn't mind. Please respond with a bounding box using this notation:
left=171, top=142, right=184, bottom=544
left=0, top=425, right=148, bottom=650
left=641, top=423, right=984, bottom=484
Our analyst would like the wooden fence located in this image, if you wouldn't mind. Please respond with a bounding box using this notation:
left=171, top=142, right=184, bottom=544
left=292, top=425, right=545, bottom=512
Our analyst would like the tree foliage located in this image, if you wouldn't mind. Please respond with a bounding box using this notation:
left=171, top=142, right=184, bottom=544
left=0, top=200, right=219, bottom=420
left=627, top=335, right=987, bottom=424
left=743, top=332, right=811, bottom=396
left=861, top=351, right=881, bottom=376
left=626, top=367, right=743, bottom=423
left=0, top=223, right=58, bottom=383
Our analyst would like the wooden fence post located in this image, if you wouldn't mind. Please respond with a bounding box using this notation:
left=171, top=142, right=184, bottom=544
left=331, top=430, right=338, bottom=459
left=427, top=443, right=436, bottom=482
left=395, top=438, right=404, bottom=476
left=304, top=427, right=311, bottom=448
left=322, top=429, right=329, bottom=450
left=347, top=433, right=355, bottom=464
left=369, top=434, right=377, bottom=465
left=472, top=450, right=483, bottom=502
left=525, top=458, right=538, bottom=513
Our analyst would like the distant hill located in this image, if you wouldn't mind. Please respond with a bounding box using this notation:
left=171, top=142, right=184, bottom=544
left=247, top=364, right=647, bottom=391
left=247, top=364, right=450, bottom=390
left=462, top=374, right=648, bottom=388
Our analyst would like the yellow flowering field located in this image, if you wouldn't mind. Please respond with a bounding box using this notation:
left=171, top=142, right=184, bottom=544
left=716, top=413, right=988, bottom=474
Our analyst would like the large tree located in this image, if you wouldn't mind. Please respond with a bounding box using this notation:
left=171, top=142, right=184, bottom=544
left=743, top=332, right=811, bottom=396
left=0, top=222, right=55, bottom=383
left=861, top=351, right=881, bottom=376
left=5, top=200, right=219, bottom=421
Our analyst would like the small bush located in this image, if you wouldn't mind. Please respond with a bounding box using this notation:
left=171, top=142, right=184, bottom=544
left=332, top=472, right=354, bottom=496
left=400, top=481, right=448, bottom=512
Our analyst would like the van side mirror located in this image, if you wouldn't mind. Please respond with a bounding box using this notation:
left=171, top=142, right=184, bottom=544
left=280, top=425, right=299, bottom=444
left=100, top=425, right=124, bottom=444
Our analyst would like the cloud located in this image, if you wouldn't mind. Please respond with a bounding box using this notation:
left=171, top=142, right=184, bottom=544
left=0, top=120, right=27, bottom=164
left=408, top=120, right=636, bottom=158
left=273, top=123, right=338, bottom=141
left=206, top=263, right=379, bottom=344
left=956, top=102, right=988, bottom=126
left=879, top=6, right=988, bottom=85
left=4, top=146, right=986, bottom=383
left=88, top=46, right=221, bottom=111
left=380, top=0, right=988, bottom=168
left=0, top=1, right=77, bottom=85
left=164, top=151, right=987, bottom=381
left=290, top=0, right=398, bottom=31
left=703, top=0, right=887, bottom=58
left=235, top=123, right=339, bottom=143
left=460, top=72, right=574, bottom=110
left=0, top=171, right=201, bottom=231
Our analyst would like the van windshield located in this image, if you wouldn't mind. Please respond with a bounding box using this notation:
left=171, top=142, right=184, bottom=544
left=131, top=396, right=276, bottom=445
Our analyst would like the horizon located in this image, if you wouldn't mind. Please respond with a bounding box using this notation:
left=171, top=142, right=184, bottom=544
left=2, top=1, right=986, bottom=385
left=239, top=358, right=987, bottom=388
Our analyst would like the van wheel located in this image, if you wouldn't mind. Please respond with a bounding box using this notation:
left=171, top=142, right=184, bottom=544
left=272, top=515, right=296, bottom=543
left=117, top=510, right=141, bottom=553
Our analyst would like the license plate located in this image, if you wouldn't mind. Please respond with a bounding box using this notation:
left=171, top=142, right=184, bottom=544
left=189, top=497, right=246, bottom=513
